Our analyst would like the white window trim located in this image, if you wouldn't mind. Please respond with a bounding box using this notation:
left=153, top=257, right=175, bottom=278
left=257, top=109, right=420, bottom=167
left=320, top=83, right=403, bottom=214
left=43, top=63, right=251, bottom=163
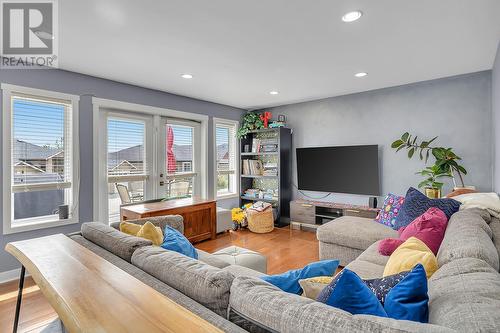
left=213, top=118, right=239, bottom=199
left=1, top=84, right=80, bottom=235
left=92, top=97, right=209, bottom=222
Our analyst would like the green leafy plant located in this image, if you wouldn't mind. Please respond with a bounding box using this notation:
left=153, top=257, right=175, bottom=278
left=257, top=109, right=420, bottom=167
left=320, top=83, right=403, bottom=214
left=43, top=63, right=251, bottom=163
left=237, top=112, right=264, bottom=139
left=391, top=132, right=467, bottom=187
left=416, top=165, right=451, bottom=190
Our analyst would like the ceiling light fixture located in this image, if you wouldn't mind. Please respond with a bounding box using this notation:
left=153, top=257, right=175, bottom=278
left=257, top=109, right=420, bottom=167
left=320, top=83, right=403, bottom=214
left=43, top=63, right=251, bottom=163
left=355, top=72, right=368, bottom=78
left=269, top=91, right=279, bottom=95
left=181, top=74, right=193, bottom=79
left=342, top=11, right=363, bottom=22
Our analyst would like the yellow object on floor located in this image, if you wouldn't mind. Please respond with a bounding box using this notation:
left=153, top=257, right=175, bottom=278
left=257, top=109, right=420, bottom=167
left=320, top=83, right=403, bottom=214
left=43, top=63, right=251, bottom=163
left=383, top=237, right=438, bottom=278
left=120, top=221, right=164, bottom=246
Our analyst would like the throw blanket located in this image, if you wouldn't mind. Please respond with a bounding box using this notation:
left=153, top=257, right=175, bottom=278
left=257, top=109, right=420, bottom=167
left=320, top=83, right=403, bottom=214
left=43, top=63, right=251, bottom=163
left=453, top=192, right=500, bottom=218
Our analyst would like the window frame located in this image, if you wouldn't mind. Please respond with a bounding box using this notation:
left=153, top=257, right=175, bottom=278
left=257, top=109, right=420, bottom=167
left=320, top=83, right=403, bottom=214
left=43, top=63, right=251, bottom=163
left=213, top=118, right=239, bottom=199
left=2, top=84, right=80, bottom=235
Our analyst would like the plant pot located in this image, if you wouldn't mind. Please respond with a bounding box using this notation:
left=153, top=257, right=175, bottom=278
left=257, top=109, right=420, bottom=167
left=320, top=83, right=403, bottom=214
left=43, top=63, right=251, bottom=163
left=425, top=188, right=441, bottom=199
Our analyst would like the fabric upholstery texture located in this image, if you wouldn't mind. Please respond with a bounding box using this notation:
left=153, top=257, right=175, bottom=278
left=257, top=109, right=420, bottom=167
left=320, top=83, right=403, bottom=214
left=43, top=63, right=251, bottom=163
left=345, top=259, right=386, bottom=280
left=131, top=246, right=234, bottom=316
left=136, top=221, right=164, bottom=246
left=394, top=187, right=460, bottom=230
left=197, top=249, right=231, bottom=269
left=383, top=237, right=438, bottom=278
left=111, top=214, right=184, bottom=234
left=212, top=246, right=267, bottom=274
left=229, top=276, right=453, bottom=333
left=81, top=222, right=152, bottom=262
left=319, top=241, right=363, bottom=266
left=375, top=193, right=405, bottom=228
left=317, top=217, right=398, bottom=250
left=490, top=217, right=500, bottom=265
left=69, top=235, right=246, bottom=332
left=437, top=209, right=499, bottom=271
left=223, top=264, right=269, bottom=278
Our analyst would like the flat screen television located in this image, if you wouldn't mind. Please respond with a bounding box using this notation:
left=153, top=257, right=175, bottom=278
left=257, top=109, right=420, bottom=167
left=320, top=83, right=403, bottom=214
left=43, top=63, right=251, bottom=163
left=296, top=145, right=380, bottom=196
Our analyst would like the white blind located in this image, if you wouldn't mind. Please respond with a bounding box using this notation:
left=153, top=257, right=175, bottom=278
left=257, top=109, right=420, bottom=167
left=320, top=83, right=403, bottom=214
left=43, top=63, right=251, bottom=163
left=11, top=94, right=72, bottom=192
left=167, top=124, right=194, bottom=176
left=107, top=118, right=147, bottom=182
left=216, top=123, right=236, bottom=175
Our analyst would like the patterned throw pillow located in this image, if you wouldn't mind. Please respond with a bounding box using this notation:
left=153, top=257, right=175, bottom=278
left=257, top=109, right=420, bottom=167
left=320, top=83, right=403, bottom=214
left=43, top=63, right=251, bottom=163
left=374, top=193, right=405, bottom=228
left=317, top=269, right=409, bottom=305
left=393, top=187, right=460, bottom=231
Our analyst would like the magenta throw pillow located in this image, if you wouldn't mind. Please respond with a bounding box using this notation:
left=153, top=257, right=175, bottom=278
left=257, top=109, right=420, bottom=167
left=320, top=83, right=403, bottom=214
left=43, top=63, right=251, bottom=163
left=375, top=194, right=405, bottom=228
left=378, top=238, right=405, bottom=256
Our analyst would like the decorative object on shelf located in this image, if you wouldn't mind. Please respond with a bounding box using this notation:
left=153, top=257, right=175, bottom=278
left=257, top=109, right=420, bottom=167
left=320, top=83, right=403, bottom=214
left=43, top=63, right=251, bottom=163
left=269, top=114, right=286, bottom=128
left=244, top=144, right=250, bottom=153
left=391, top=132, right=468, bottom=190
left=259, top=111, right=272, bottom=128
left=237, top=112, right=264, bottom=139
left=415, top=165, right=452, bottom=199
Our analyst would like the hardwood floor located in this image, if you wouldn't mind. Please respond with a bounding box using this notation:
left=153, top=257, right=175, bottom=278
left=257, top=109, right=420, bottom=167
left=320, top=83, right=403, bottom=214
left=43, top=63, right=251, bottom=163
left=0, top=227, right=318, bottom=331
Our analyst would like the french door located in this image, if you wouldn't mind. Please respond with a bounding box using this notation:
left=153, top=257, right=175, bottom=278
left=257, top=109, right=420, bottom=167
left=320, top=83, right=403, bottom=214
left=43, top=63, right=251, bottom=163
left=102, top=111, right=201, bottom=223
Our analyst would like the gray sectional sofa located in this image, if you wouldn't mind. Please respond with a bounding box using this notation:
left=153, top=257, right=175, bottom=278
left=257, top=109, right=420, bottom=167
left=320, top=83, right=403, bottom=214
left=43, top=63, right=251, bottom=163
left=69, top=208, right=500, bottom=332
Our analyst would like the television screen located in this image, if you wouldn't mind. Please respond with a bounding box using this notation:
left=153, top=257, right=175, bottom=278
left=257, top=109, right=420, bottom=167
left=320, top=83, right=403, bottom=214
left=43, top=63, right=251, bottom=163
left=296, top=145, right=380, bottom=196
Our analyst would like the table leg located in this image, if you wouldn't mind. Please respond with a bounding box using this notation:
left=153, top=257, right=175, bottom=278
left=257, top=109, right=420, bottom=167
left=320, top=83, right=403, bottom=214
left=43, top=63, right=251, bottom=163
left=13, top=265, right=25, bottom=333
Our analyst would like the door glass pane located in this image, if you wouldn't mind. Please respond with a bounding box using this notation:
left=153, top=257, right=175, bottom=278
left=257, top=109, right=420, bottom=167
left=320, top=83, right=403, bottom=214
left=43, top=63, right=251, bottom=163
left=107, top=118, right=146, bottom=222
left=166, top=124, right=194, bottom=199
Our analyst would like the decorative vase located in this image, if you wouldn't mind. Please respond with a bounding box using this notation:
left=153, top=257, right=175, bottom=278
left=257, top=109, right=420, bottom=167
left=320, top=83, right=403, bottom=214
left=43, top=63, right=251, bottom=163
left=425, top=188, right=441, bottom=199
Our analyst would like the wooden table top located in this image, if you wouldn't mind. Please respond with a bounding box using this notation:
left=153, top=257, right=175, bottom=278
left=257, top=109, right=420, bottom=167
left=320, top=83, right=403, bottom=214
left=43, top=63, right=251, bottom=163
left=5, top=234, right=222, bottom=333
left=121, top=196, right=216, bottom=215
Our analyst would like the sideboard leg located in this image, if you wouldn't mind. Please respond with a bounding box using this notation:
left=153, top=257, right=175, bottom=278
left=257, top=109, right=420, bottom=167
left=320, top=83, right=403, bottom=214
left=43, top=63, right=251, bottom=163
left=13, top=265, right=25, bottom=333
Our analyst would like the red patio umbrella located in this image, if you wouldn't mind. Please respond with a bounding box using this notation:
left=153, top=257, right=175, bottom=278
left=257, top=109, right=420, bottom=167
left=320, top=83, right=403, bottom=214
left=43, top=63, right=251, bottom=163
left=167, top=126, right=176, bottom=173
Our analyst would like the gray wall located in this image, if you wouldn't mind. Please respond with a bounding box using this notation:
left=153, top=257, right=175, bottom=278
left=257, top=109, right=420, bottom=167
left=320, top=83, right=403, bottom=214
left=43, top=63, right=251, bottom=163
left=0, top=68, right=244, bottom=274
left=263, top=71, right=493, bottom=206
left=493, top=42, right=500, bottom=192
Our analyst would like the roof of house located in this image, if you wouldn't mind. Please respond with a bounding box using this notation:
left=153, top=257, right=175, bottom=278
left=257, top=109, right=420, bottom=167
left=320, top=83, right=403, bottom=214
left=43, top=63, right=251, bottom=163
left=216, top=143, right=229, bottom=161
left=14, top=139, right=62, bottom=162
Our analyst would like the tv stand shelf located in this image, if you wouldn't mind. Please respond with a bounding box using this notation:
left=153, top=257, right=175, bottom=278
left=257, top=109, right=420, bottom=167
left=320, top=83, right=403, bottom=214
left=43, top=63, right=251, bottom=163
left=290, top=200, right=380, bottom=230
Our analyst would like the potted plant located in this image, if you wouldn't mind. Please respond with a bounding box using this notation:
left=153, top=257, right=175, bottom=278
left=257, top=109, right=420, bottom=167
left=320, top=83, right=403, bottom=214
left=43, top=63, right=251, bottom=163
left=391, top=132, right=469, bottom=190
left=416, top=165, right=452, bottom=198
left=237, top=112, right=264, bottom=139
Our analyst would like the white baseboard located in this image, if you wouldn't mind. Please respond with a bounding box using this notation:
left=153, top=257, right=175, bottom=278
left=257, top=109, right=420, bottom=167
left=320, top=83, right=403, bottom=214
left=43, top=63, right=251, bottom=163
left=0, top=268, right=31, bottom=284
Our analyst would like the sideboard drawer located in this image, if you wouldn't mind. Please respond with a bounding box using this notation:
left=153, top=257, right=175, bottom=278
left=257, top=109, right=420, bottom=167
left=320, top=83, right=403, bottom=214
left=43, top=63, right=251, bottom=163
left=290, top=201, right=315, bottom=224
left=343, top=208, right=378, bottom=219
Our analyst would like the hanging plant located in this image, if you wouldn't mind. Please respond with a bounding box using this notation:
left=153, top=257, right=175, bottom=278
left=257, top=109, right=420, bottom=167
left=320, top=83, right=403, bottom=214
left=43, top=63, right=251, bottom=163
left=237, top=112, right=264, bottom=139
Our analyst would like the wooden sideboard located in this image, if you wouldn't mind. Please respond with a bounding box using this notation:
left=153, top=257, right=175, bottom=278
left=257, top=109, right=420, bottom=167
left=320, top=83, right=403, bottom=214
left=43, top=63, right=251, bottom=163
left=120, top=197, right=216, bottom=243
left=290, top=199, right=380, bottom=229
left=5, top=234, right=222, bottom=333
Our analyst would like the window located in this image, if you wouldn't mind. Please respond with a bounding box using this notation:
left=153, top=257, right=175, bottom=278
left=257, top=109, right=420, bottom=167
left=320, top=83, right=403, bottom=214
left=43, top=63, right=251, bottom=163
left=2, top=84, right=79, bottom=234
left=107, top=117, right=148, bottom=222
left=214, top=119, right=238, bottom=197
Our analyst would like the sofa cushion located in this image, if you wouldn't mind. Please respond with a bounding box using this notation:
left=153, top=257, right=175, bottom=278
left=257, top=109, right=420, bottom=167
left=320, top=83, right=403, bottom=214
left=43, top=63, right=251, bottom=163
left=131, top=246, right=234, bottom=316
left=356, top=241, right=391, bottom=267
left=229, top=276, right=453, bottom=333
left=345, top=259, right=386, bottom=280
left=317, top=217, right=398, bottom=251
left=437, top=209, right=499, bottom=271
left=489, top=217, right=500, bottom=267
left=428, top=257, right=500, bottom=332
left=394, top=187, right=460, bottom=230
left=375, top=193, right=405, bottom=228
left=81, top=222, right=152, bottom=262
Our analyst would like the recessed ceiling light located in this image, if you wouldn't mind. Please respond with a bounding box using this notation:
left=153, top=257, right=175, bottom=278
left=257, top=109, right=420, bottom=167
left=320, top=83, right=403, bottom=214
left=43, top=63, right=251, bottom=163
left=355, top=72, right=368, bottom=78
left=181, top=74, right=193, bottom=79
left=342, top=11, right=363, bottom=22
left=269, top=91, right=279, bottom=95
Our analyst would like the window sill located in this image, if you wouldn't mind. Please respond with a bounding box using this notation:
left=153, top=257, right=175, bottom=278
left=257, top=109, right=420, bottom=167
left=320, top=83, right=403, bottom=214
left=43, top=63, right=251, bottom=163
left=216, top=193, right=239, bottom=200
left=3, top=216, right=79, bottom=235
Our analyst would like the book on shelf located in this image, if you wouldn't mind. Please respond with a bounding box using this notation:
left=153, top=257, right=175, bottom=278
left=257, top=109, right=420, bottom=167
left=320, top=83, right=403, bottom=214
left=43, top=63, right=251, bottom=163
left=242, top=159, right=263, bottom=175
left=251, top=138, right=261, bottom=153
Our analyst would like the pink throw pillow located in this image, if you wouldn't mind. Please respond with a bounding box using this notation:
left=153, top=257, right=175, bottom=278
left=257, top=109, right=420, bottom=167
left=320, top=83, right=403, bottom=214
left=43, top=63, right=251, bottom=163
left=378, top=207, right=448, bottom=256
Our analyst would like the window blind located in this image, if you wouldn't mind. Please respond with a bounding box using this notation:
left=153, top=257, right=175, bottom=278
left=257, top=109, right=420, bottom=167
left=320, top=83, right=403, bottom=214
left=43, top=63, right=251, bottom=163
left=11, top=94, right=73, bottom=193
left=216, top=123, right=236, bottom=175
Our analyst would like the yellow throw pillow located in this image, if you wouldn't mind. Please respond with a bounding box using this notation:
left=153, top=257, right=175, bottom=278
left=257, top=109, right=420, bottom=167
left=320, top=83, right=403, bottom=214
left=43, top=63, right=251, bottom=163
left=120, top=221, right=163, bottom=246
left=383, top=237, right=438, bottom=278
left=120, top=221, right=142, bottom=236
left=299, top=276, right=334, bottom=300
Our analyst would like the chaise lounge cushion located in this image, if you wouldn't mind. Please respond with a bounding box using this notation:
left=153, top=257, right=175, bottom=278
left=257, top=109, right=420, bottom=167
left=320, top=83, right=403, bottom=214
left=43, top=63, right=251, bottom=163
left=131, top=246, right=234, bottom=316
left=317, top=216, right=398, bottom=251
left=81, top=222, right=152, bottom=262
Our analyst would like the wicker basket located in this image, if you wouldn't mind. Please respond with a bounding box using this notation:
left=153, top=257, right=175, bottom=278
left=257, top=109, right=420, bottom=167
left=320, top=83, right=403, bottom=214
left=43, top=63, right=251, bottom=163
left=247, top=207, right=274, bottom=233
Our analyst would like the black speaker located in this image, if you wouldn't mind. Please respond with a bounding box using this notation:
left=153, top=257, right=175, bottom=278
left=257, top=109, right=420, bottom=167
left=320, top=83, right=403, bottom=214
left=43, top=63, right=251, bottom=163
left=369, top=197, right=378, bottom=208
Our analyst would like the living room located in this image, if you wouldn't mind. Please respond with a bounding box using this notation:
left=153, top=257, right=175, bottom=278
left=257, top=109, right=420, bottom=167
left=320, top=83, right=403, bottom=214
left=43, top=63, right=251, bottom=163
left=1, top=1, right=500, bottom=332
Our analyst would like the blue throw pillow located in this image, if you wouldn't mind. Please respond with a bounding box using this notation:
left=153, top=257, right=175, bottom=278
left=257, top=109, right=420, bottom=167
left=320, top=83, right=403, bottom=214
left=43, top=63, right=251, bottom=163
left=385, top=264, right=429, bottom=323
left=160, top=226, right=198, bottom=259
left=393, top=187, right=460, bottom=230
left=261, top=260, right=339, bottom=294
left=324, top=269, right=388, bottom=317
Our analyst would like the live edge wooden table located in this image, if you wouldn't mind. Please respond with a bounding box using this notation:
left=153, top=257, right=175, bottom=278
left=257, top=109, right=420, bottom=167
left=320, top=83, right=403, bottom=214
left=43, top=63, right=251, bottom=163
left=120, top=197, right=217, bottom=243
left=5, top=234, right=222, bottom=333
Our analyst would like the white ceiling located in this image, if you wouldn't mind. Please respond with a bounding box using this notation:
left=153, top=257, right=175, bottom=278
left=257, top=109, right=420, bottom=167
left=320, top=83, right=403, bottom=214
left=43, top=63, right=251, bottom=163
left=59, top=0, right=500, bottom=109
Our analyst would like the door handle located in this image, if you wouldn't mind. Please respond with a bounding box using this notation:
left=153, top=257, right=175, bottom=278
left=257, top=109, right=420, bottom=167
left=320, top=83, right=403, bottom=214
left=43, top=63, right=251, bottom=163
left=159, top=181, right=165, bottom=186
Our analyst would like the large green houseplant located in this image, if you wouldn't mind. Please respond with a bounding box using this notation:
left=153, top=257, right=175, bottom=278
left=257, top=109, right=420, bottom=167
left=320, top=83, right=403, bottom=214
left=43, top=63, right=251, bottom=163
left=391, top=132, right=468, bottom=194
left=237, top=112, right=264, bottom=139
left=415, top=165, right=452, bottom=198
